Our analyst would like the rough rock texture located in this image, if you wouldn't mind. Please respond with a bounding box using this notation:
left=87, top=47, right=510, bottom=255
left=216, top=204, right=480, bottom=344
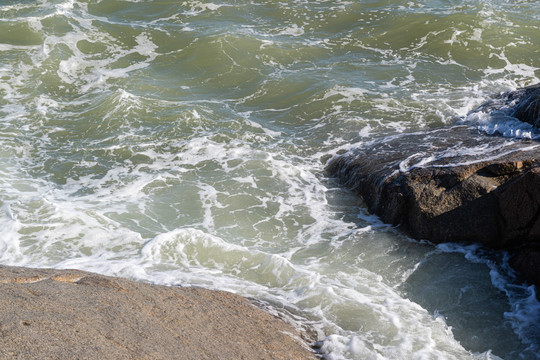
left=326, top=125, right=540, bottom=288
left=470, top=83, right=540, bottom=126
left=0, top=265, right=317, bottom=360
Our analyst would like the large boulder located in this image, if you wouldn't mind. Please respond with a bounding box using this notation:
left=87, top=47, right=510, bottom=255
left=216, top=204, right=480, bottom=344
left=470, top=83, right=540, bottom=127
left=0, top=265, right=317, bottom=360
left=326, top=125, right=540, bottom=288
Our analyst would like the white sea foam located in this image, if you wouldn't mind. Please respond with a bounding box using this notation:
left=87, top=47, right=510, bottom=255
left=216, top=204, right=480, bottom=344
left=55, top=0, right=74, bottom=13
left=182, top=1, right=225, bottom=15
left=277, top=24, right=305, bottom=37
left=465, top=109, right=540, bottom=140
left=398, top=140, right=540, bottom=171
left=0, top=0, right=539, bottom=359
left=323, top=86, right=375, bottom=103
left=0, top=204, right=23, bottom=263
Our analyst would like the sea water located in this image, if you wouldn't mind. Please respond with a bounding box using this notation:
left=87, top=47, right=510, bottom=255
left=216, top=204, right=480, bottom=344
left=0, top=1, right=539, bottom=359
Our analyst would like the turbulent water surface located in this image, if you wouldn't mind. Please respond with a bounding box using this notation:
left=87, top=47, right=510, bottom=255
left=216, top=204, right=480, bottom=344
left=1, top=1, right=539, bottom=359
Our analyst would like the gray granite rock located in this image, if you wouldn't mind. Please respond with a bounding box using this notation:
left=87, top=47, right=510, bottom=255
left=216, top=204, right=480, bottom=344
left=0, top=265, right=317, bottom=360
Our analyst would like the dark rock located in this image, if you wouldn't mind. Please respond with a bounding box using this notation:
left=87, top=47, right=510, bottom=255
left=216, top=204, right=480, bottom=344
left=326, top=125, right=540, bottom=290
left=470, top=83, right=540, bottom=127
left=509, top=244, right=540, bottom=288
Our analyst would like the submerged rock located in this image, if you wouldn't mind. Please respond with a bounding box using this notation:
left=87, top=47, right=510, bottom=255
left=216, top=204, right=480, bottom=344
left=470, top=83, right=540, bottom=127
left=0, top=265, right=317, bottom=360
left=326, top=125, right=540, bottom=289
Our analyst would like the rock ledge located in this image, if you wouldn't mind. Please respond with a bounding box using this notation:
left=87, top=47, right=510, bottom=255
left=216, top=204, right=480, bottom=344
left=0, top=265, right=317, bottom=360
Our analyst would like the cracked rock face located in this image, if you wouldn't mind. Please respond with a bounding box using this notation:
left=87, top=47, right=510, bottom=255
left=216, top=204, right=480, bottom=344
left=326, top=126, right=540, bottom=289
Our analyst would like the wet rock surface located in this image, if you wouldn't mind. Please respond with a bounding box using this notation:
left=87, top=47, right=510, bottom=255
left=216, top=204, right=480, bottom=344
left=0, top=265, right=317, bottom=360
left=326, top=125, right=540, bottom=291
left=470, top=83, right=540, bottom=127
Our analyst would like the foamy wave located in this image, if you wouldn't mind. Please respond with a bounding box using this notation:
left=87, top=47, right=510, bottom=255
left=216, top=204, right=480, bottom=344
left=1, top=0, right=539, bottom=359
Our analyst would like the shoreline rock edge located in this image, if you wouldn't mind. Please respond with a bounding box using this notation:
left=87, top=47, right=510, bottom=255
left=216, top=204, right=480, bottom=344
left=326, top=84, right=540, bottom=295
left=0, top=265, right=318, bottom=360
left=326, top=125, right=540, bottom=295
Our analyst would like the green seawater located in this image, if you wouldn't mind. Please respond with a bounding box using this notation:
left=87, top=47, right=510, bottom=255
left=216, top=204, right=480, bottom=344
left=1, top=1, right=539, bottom=359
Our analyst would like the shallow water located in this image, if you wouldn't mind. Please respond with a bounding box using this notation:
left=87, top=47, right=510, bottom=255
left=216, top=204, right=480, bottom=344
left=1, top=1, right=539, bottom=359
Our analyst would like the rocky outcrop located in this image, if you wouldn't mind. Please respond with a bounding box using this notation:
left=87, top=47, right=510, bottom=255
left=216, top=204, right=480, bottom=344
left=0, top=265, right=317, bottom=360
left=327, top=126, right=540, bottom=246
left=326, top=125, right=540, bottom=289
left=470, top=83, right=540, bottom=126
left=326, top=84, right=540, bottom=291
